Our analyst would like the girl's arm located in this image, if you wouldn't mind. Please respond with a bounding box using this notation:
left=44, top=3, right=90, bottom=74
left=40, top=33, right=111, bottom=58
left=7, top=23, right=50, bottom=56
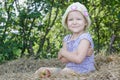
left=60, top=39, right=91, bottom=64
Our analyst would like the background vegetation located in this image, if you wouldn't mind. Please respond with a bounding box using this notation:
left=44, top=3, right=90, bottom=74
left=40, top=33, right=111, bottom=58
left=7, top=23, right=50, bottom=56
left=0, top=0, right=120, bottom=63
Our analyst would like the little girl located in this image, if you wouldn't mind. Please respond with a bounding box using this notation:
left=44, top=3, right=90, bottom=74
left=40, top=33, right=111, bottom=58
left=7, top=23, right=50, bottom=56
left=34, top=2, right=95, bottom=79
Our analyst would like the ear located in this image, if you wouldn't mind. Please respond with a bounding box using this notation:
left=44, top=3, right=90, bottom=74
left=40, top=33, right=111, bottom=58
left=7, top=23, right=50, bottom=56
left=84, top=22, right=88, bottom=30
left=85, top=21, right=88, bottom=26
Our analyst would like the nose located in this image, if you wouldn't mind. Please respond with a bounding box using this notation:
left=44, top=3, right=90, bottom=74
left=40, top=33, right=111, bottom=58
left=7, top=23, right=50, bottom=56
left=73, top=20, right=77, bottom=24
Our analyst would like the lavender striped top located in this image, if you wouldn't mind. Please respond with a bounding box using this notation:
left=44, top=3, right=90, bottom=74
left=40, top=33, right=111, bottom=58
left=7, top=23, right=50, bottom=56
left=63, top=32, right=95, bottom=73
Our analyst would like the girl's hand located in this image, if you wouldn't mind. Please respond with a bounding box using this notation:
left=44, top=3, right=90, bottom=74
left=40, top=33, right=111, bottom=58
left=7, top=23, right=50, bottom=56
left=58, top=47, right=67, bottom=59
left=87, top=46, right=94, bottom=56
left=59, top=48, right=67, bottom=56
left=58, top=42, right=70, bottom=63
left=59, top=57, right=69, bottom=63
left=58, top=48, right=69, bottom=63
left=58, top=49, right=63, bottom=60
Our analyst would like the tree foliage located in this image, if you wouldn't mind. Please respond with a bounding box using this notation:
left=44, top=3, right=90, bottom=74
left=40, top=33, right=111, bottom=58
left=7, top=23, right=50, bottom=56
left=0, top=0, right=120, bottom=62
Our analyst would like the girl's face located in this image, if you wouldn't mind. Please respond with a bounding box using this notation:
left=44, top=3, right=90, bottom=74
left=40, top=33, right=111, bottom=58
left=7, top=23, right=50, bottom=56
left=67, top=11, right=87, bottom=34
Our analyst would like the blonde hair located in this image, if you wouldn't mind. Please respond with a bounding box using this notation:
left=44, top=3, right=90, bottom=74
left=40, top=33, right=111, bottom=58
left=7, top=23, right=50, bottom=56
left=62, top=2, right=91, bottom=30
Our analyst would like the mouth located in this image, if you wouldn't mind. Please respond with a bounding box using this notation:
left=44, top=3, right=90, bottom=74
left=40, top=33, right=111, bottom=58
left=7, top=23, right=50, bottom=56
left=71, top=26, right=78, bottom=28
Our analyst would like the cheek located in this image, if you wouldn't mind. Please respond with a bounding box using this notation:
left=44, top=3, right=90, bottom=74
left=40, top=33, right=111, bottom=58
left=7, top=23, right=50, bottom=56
left=79, top=21, right=86, bottom=25
left=67, top=22, right=71, bottom=26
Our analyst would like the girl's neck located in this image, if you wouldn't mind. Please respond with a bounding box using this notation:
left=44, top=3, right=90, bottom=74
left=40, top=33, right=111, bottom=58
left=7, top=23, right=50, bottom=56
left=71, top=31, right=85, bottom=40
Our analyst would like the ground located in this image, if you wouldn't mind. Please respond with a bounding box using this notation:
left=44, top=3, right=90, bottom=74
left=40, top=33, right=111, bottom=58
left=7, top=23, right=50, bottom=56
left=0, top=54, right=120, bottom=80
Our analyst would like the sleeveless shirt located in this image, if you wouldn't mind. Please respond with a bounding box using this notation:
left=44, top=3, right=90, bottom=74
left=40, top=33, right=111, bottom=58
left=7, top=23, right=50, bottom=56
left=63, top=32, right=95, bottom=73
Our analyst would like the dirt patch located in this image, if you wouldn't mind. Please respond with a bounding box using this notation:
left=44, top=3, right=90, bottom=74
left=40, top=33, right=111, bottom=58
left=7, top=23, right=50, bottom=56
left=0, top=54, right=120, bottom=80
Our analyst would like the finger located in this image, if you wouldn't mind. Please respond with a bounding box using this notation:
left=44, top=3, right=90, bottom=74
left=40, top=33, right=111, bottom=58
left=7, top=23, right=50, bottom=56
left=58, top=53, right=62, bottom=59
left=89, top=46, right=91, bottom=48
left=62, top=42, right=67, bottom=50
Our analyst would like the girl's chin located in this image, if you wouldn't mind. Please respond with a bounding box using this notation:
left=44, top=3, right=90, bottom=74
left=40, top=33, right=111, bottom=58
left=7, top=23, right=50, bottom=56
left=71, top=30, right=80, bottom=33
